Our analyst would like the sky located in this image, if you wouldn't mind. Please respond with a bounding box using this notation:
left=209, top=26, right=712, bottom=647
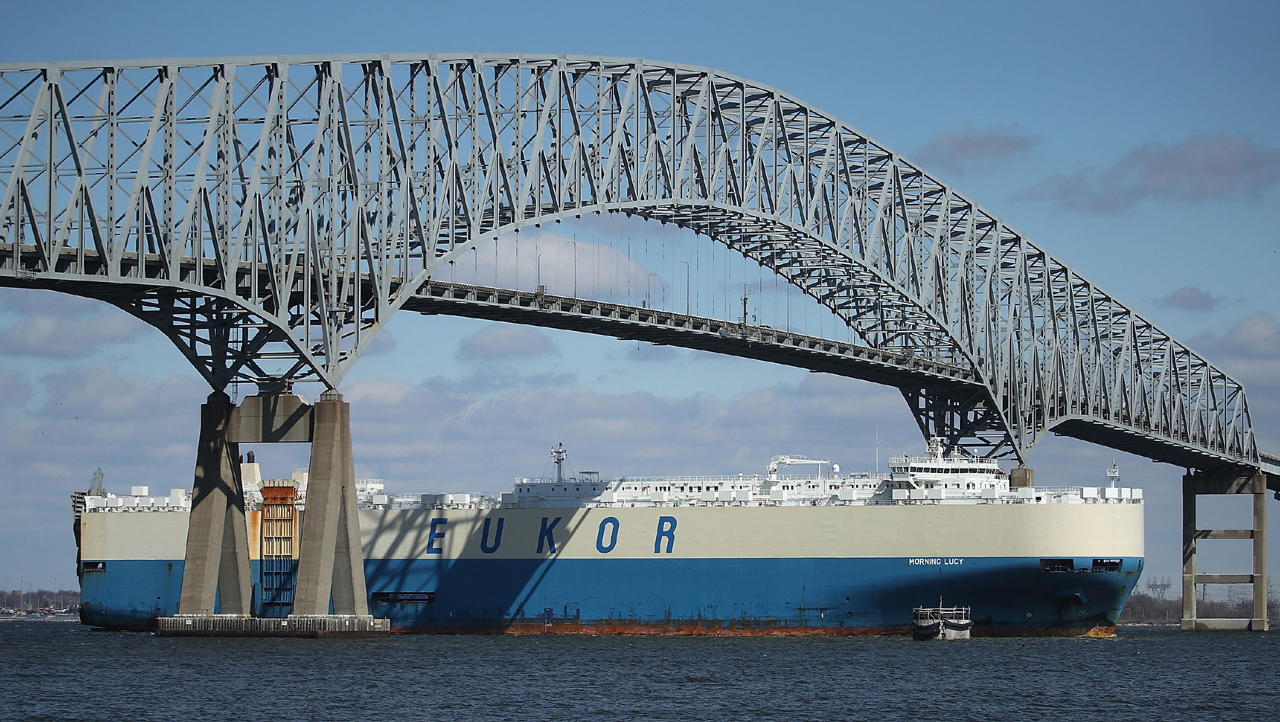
left=0, top=0, right=1278, bottom=599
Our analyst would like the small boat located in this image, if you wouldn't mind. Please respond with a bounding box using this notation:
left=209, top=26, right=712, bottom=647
left=912, top=600, right=972, bottom=641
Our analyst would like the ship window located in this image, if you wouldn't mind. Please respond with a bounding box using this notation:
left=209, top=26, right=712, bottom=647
left=1092, top=559, right=1122, bottom=573
left=1040, top=559, right=1075, bottom=573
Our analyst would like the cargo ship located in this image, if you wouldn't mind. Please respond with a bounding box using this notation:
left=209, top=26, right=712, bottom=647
left=72, top=439, right=1144, bottom=636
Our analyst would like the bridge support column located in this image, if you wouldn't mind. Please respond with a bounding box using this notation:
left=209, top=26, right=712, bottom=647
left=1181, top=470, right=1268, bottom=631
left=178, top=392, right=252, bottom=615
left=291, top=391, right=368, bottom=617
left=1253, top=489, right=1267, bottom=630
left=1181, top=474, right=1197, bottom=628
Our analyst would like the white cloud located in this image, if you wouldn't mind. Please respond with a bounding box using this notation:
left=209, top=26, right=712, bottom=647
left=458, top=324, right=558, bottom=361
left=0, top=314, right=147, bottom=358
left=0, top=289, right=148, bottom=358
left=1190, top=311, right=1280, bottom=449
left=913, top=123, right=1039, bottom=176
left=1021, top=133, right=1280, bottom=213
left=444, top=228, right=664, bottom=303
left=1158, top=286, right=1222, bottom=312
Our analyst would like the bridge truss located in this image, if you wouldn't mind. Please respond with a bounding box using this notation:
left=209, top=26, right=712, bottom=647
left=0, top=54, right=1257, bottom=470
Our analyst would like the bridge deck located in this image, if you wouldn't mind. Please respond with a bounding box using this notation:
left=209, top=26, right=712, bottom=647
left=406, top=281, right=980, bottom=391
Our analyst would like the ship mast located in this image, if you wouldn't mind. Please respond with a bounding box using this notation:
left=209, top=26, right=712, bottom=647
left=552, top=443, right=567, bottom=484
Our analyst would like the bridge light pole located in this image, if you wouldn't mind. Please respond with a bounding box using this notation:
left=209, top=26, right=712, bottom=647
left=536, top=253, right=548, bottom=293
left=647, top=272, right=658, bottom=309
left=567, top=239, right=577, bottom=298
left=680, top=260, right=690, bottom=316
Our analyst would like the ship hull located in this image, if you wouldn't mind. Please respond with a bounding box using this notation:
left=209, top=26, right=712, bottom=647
left=78, top=555, right=1140, bottom=635
left=77, top=504, right=1144, bottom=636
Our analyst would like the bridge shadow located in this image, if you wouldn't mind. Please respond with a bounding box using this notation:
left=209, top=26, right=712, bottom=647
left=362, top=507, right=593, bottom=631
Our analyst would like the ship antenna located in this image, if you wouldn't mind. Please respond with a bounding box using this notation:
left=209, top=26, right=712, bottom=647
left=874, top=425, right=881, bottom=474
left=552, top=443, right=567, bottom=484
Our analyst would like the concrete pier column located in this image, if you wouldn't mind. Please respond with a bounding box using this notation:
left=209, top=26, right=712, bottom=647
left=1181, top=473, right=1196, bottom=630
left=291, top=391, right=367, bottom=616
left=1253, top=481, right=1268, bottom=631
left=178, top=392, right=252, bottom=615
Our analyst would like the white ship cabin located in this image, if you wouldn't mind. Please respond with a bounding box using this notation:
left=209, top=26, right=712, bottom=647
left=884, top=437, right=1009, bottom=497
left=76, top=440, right=1144, bottom=513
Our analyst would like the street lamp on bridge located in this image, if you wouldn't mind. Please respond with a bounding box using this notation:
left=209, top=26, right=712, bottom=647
left=680, top=260, right=690, bottom=315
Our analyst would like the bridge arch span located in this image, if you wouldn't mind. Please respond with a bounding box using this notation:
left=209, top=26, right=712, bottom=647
left=0, top=54, right=1255, bottom=468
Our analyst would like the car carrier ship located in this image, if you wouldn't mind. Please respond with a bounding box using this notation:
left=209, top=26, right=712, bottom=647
left=71, top=439, right=1144, bottom=636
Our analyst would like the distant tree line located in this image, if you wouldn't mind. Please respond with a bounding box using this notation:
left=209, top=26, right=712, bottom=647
left=0, top=588, right=80, bottom=611
left=1121, top=590, right=1280, bottom=623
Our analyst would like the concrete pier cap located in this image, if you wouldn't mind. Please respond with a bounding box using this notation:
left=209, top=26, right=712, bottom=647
left=1010, top=465, right=1034, bottom=489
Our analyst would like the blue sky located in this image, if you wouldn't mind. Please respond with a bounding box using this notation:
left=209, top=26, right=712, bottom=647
left=1, top=0, right=1278, bottom=596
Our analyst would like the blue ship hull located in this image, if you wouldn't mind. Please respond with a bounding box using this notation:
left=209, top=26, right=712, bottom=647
left=79, top=555, right=1142, bottom=635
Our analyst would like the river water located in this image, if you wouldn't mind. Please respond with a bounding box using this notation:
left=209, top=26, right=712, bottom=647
left=2, top=621, right=1276, bottom=721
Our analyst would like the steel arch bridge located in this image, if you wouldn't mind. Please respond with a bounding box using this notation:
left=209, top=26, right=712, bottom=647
left=0, top=54, right=1258, bottom=470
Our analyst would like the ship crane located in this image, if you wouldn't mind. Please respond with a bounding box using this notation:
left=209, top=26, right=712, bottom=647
left=767, top=455, right=832, bottom=481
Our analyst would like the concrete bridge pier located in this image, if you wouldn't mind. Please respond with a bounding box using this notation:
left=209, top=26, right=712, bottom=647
left=163, top=389, right=384, bottom=636
left=177, top=392, right=252, bottom=615
left=291, top=391, right=369, bottom=617
left=1181, top=469, right=1268, bottom=631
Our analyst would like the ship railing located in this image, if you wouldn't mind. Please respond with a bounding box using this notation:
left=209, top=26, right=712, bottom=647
left=890, top=453, right=1000, bottom=466
left=617, top=475, right=764, bottom=484
left=912, top=606, right=971, bottom=623
left=1031, top=486, right=1144, bottom=503
left=614, top=474, right=887, bottom=485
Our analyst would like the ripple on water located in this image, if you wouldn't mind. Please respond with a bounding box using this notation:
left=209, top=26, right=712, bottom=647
left=0, top=623, right=1278, bottom=722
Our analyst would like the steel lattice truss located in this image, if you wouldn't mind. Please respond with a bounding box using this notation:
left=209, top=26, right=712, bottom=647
left=0, top=54, right=1256, bottom=468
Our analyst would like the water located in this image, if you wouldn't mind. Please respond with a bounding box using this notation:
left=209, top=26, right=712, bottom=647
left=2, top=622, right=1277, bottom=721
